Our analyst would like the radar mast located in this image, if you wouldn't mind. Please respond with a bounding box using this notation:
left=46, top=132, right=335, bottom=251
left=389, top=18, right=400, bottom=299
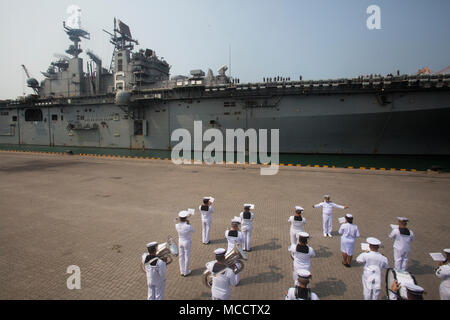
left=103, top=18, right=139, bottom=51
left=63, top=21, right=90, bottom=58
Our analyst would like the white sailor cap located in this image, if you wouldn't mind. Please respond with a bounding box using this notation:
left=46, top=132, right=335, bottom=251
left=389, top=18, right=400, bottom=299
left=297, top=232, right=310, bottom=239
left=397, top=217, right=409, bottom=222
left=295, top=206, right=304, bottom=212
left=443, top=248, right=450, bottom=254
left=404, top=283, right=424, bottom=294
left=214, top=248, right=226, bottom=256
left=203, top=196, right=214, bottom=203
left=323, top=194, right=330, bottom=199
left=146, top=241, right=158, bottom=248
left=366, top=237, right=381, bottom=246
left=345, top=213, right=353, bottom=219
left=178, top=210, right=189, bottom=218
left=231, top=216, right=241, bottom=224
left=296, top=269, right=311, bottom=278
left=244, top=204, right=255, bottom=210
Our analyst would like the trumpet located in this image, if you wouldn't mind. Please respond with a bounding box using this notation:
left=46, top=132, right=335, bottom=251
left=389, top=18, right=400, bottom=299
left=202, top=244, right=247, bottom=288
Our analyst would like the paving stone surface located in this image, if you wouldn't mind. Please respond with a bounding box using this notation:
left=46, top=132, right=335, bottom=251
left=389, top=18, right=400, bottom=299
left=0, top=152, right=448, bottom=300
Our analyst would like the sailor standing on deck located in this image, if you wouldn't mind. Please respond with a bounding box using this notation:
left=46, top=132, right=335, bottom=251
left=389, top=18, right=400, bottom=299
left=240, top=204, right=255, bottom=251
left=338, top=213, right=360, bottom=267
left=200, top=197, right=214, bottom=244
left=205, top=248, right=238, bottom=300
left=141, top=242, right=167, bottom=300
left=225, top=217, right=245, bottom=284
left=285, top=269, right=320, bottom=300
left=313, top=195, right=348, bottom=238
left=436, top=248, right=450, bottom=300
left=288, top=232, right=315, bottom=283
left=389, top=217, right=414, bottom=271
left=288, top=206, right=307, bottom=247
left=356, top=237, right=389, bottom=300
left=175, top=210, right=194, bottom=277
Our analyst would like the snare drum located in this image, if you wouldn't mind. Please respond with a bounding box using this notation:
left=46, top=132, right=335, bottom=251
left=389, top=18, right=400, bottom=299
left=385, top=268, right=417, bottom=300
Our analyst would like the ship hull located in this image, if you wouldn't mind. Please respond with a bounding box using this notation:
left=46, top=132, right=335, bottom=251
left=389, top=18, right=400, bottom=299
left=0, top=90, right=449, bottom=155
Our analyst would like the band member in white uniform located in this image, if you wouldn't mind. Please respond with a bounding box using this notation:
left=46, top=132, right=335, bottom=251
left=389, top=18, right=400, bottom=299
left=200, top=197, right=214, bottom=244
left=240, top=204, right=255, bottom=251
left=356, top=237, right=389, bottom=300
left=436, top=248, right=450, bottom=300
left=389, top=217, right=414, bottom=271
left=225, top=217, right=244, bottom=284
left=339, top=213, right=360, bottom=267
left=288, top=206, right=306, bottom=247
left=141, top=242, right=167, bottom=300
left=390, top=281, right=424, bottom=300
left=285, top=269, right=319, bottom=300
left=175, top=211, right=194, bottom=276
left=313, top=195, right=348, bottom=237
left=205, top=248, right=238, bottom=300
left=288, top=232, right=315, bottom=283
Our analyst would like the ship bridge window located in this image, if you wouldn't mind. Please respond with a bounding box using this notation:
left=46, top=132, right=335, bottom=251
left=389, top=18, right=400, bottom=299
left=25, top=109, right=43, bottom=122
left=0, top=111, right=9, bottom=116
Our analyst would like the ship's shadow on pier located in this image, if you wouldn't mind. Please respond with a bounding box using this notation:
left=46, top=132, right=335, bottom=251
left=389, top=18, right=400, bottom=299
left=312, top=277, right=347, bottom=297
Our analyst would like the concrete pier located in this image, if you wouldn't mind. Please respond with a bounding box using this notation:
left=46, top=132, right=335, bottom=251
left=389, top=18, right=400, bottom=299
left=0, top=151, right=448, bottom=299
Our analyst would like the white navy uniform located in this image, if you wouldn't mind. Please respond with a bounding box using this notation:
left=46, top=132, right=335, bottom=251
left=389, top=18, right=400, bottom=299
left=289, top=244, right=316, bottom=282
left=200, top=204, right=214, bottom=244
left=225, top=229, right=244, bottom=284
left=240, top=211, right=255, bottom=251
left=436, top=263, right=450, bottom=300
left=339, top=222, right=360, bottom=256
left=176, top=221, right=194, bottom=275
left=288, top=216, right=306, bottom=247
left=205, top=260, right=237, bottom=300
left=285, top=287, right=319, bottom=300
left=141, top=253, right=166, bottom=300
left=389, top=227, right=414, bottom=271
left=314, top=201, right=345, bottom=235
left=356, top=251, right=389, bottom=300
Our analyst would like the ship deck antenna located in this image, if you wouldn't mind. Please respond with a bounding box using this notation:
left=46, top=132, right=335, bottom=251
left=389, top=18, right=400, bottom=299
left=63, top=21, right=90, bottom=58
left=103, top=18, right=139, bottom=52
left=229, top=44, right=232, bottom=80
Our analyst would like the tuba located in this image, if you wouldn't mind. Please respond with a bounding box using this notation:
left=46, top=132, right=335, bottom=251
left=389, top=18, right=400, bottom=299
left=156, top=236, right=179, bottom=265
left=202, top=244, right=247, bottom=287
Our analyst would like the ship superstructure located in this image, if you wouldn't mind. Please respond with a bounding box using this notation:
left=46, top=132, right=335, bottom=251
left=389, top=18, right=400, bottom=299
left=0, top=18, right=449, bottom=155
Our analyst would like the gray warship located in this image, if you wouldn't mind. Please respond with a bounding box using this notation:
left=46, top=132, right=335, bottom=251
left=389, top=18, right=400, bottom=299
left=0, top=18, right=449, bottom=155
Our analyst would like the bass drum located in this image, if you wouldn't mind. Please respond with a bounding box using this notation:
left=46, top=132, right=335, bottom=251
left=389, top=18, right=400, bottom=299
left=385, top=268, right=417, bottom=300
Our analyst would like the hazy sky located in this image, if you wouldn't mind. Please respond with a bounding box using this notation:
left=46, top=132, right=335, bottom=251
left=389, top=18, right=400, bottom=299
left=0, top=0, right=449, bottom=99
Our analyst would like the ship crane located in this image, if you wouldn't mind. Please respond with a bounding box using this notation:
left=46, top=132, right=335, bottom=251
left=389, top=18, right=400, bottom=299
left=21, top=64, right=40, bottom=95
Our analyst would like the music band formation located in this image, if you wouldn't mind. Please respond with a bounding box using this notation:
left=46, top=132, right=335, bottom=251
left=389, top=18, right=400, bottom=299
left=141, top=195, right=450, bottom=300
